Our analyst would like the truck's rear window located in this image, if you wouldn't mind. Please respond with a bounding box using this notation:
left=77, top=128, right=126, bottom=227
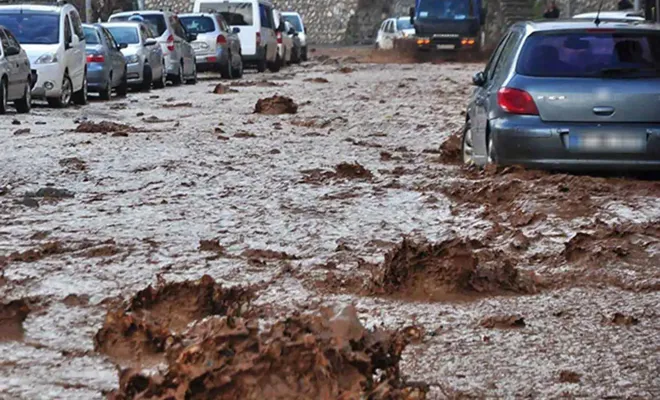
left=517, top=31, right=660, bottom=78
left=198, top=3, right=253, bottom=26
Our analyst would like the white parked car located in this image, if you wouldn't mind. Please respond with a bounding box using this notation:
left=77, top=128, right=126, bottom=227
left=193, top=0, right=279, bottom=73
left=0, top=25, right=33, bottom=113
left=573, top=11, right=645, bottom=21
left=0, top=3, right=88, bottom=108
left=376, top=17, right=415, bottom=50
left=281, top=11, right=307, bottom=61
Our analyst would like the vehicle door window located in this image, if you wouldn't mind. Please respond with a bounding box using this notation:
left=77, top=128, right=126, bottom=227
left=170, top=16, right=187, bottom=38
left=491, top=31, right=521, bottom=82
left=70, top=11, right=84, bottom=41
left=484, top=32, right=510, bottom=81
left=388, top=21, right=396, bottom=33
left=259, top=4, right=273, bottom=29
left=139, top=24, right=150, bottom=41
left=5, top=29, right=20, bottom=51
left=0, top=30, right=9, bottom=55
left=217, top=15, right=229, bottom=32
left=380, top=21, right=387, bottom=32
left=64, top=15, right=72, bottom=45
left=102, top=28, right=118, bottom=49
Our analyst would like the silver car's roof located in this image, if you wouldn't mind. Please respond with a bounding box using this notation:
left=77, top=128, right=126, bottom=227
left=101, top=21, right=142, bottom=28
left=179, top=13, right=216, bottom=18
left=573, top=11, right=644, bottom=20
left=111, top=10, right=173, bottom=17
left=517, top=19, right=660, bottom=33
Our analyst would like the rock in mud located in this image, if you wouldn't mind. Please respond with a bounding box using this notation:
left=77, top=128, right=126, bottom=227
left=26, top=187, right=75, bottom=199
left=59, top=157, right=87, bottom=172
left=337, top=66, right=355, bottom=73
left=254, top=95, right=298, bottom=115
left=230, top=80, right=280, bottom=87
left=13, top=128, right=30, bottom=135
left=480, top=315, right=526, bottom=329
left=94, top=275, right=254, bottom=364
left=558, top=370, right=582, bottom=383
left=212, top=83, right=237, bottom=94
left=304, top=77, right=329, bottom=83
left=199, top=239, right=224, bottom=253
left=370, top=238, right=536, bottom=301
left=438, top=130, right=462, bottom=164
left=0, top=299, right=31, bottom=341
left=334, top=162, right=373, bottom=180
left=75, top=121, right=137, bottom=134
left=603, top=312, right=640, bottom=326
left=106, top=305, right=427, bottom=400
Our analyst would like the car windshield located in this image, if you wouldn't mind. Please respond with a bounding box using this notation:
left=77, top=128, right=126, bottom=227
left=83, top=26, right=100, bottom=44
left=179, top=16, right=215, bottom=33
left=106, top=26, right=140, bottom=44
left=282, top=15, right=302, bottom=32
left=111, top=14, right=167, bottom=36
left=417, top=0, right=474, bottom=20
left=517, top=31, right=660, bottom=78
left=197, top=2, right=253, bottom=25
left=397, top=18, right=413, bottom=30
left=0, top=11, right=59, bottom=45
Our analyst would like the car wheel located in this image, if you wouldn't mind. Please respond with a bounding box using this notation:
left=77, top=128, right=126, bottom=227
left=301, top=46, right=308, bottom=61
left=0, top=78, right=8, bottom=114
left=268, top=54, right=281, bottom=72
left=186, top=61, right=197, bottom=84
left=256, top=50, right=267, bottom=73
left=141, top=66, right=152, bottom=91
left=48, top=73, right=73, bottom=108
left=14, top=77, right=31, bottom=114
left=99, top=76, right=111, bottom=101
left=220, top=53, right=233, bottom=79
left=116, top=69, right=128, bottom=97
left=461, top=121, right=475, bottom=165
left=73, top=72, right=88, bottom=105
left=153, top=61, right=166, bottom=89
left=171, top=61, right=184, bottom=85
left=231, top=53, right=243, bottom=79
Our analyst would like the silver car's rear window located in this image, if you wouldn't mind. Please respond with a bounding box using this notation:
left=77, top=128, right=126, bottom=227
left=517, top=31, right=660, bottom=78
left=112, top=14, right=167, bottom=37
left=179, top=16, right=215, bottom=34
left=198, top=3, right=253, bottom=26
left=106, top=26, right=140, bottom=44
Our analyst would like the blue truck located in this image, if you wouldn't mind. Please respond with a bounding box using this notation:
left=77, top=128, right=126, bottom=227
left=409, top=0, right=486, bottom=51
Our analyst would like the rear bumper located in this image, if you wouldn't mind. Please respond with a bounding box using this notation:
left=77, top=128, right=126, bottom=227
left=86, top=63, right=107, bottom=90
left=194, top=48, right=229, bottom=70
left=416, top=36, right=478, bottom=51
left=491, top=117, right=660, bottom=171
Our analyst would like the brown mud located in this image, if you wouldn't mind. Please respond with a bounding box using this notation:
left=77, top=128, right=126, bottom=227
left=254, top=95, right=299, bottom=115
left=0, top=299, right=32, bottom=341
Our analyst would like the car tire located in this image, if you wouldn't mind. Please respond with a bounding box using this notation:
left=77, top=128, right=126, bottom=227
left=256, top=50, right=267, bottom=73
left=14, top=78, right=31, bottom=114
left=186, top=61, right=197, bottom=85
left=47, top=73, right=73, bottom=108
left=153, top=61, right=166, bottom=89
left=171, top=61, right=184, bottom=85
left=487, top=133, right=497, bottom=165
left=461, top=121, right=474, bottom=165
left=268, top=54, right=281, bottom=72
left=73, top=72, right=88, bottom=105
left=220, top=53, right=233, bottom=79
left=99, top=76, right=111, bottom=101
left=231, top=54, right=243, bottom=79
left=116, top=69, right=128, bottom=97
left=141, top=66, right=152, bottom=91
left=301, top=46, right=308, bottom=61
left=0, top=78, right=8, bottom=115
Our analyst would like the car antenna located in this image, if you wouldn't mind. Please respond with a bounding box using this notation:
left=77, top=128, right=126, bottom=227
left=594, top=0, right=605, bottom=26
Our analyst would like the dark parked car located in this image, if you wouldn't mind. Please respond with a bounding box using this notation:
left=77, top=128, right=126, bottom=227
left=463, top=20, right=660, bottom=170
left=83, top=23, right=127, bottom=100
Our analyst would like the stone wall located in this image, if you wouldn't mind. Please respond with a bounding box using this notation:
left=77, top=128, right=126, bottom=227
left=139, top=0, right=629, bottom=45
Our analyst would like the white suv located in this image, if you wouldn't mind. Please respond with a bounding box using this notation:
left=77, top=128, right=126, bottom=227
left=0, top=3, right=87, bottom=107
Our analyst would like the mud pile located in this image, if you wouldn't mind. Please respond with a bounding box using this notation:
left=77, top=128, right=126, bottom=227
left=371, top=238, right=536, bottom=301
left=75, top=121, right=137, bottom=134
left=438, top=130, right=462, bottom=164
left=212, top=84, right=237, bottom=94
left=301, top=162, right=374, bottom=184
left=0, top=298, right=31, bottom=341
left=94, top=275, right=254, bottom=365
left=106, top=299, right=427, bottom=400
left=254, top=96, right=298, bottom=115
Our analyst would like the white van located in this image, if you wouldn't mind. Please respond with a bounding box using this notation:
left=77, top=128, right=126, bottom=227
left=193, top=0, right=278, bottom=72
left=0, top=2, right=87, bottom=107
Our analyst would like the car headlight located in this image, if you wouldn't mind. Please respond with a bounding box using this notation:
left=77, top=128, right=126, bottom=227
left=403, top=32, right=409, bottom=38
left=125, top=54, right=139, bottom=64
left=35, top=53, right=58, bottom=64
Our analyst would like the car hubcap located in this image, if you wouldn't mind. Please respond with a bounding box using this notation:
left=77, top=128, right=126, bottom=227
left=62, top=78, right=71, bottom=104
left=462, top=126, right=474, bottom=164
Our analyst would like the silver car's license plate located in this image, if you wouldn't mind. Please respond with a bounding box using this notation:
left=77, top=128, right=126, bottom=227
left=436, top=44, right=455, bottom=50
left=569, top=133, right=646, bottom=153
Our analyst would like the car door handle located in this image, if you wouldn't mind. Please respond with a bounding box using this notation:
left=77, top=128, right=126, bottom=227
left=593, top=106, right=615, bottom=116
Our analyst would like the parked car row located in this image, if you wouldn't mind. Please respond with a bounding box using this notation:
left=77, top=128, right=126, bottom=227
left=0, top=0, right=308, bottom=114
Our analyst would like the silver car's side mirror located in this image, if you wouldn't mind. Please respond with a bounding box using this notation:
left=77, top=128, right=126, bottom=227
left=472, top=71, right=486, bottom=86
left=144, top=38, right=157, bottom=46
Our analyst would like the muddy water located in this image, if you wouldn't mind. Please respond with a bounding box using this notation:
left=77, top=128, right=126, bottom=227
left=1, top=53, right=659, bottom=399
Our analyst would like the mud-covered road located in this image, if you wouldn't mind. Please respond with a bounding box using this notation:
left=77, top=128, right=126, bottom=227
left=1, top=50, right=659, bottom=399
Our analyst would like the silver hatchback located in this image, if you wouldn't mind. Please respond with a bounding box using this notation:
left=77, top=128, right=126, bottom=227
left=464, top=20, right=660, bottom=171
left=0, top=25, right=32, bottom=113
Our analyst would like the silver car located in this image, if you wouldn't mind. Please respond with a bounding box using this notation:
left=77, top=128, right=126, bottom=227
left=82, top=23, right=128, bottom=99
left=0, top=25, right=32, bottom=113
left=109, top=11, right=197, bottom=85
left=102, top=21, right=166, bottom=90
left=463, top=20, right=660, bottom=171
left=179, top=12, right=243, bottom=79
left=282, top=11, right=307, bottom=61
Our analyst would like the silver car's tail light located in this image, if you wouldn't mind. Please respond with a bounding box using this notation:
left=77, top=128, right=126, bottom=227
left=497, top=88, right=539, bottom=115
